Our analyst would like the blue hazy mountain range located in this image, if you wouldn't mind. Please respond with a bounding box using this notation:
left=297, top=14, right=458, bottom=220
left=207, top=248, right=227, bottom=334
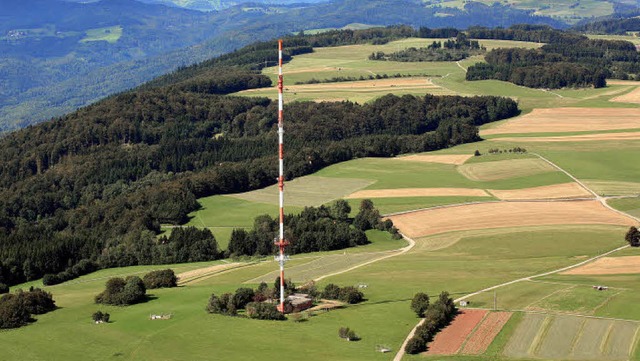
left=1, top=0, right=570, bottom=131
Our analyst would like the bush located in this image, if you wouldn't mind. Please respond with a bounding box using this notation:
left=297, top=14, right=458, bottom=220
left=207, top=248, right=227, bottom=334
left=0, top=294, right=31, bottom=329
left=95, top=276, right=146, bottom=305
left=245, top=302, right=285, bottom=320
left=625, top=226, right=640, bottom=247
left=0, top=283, right=8, bottom=294
left=404, top=336, right=426, bottom=354
left=321, top=284, right=341, bottom=300
left=206, top=293, right=236, bottom=316
left=232, top=288, right=255, bottom=310
left=339, top=286, right=364, bottom=304
left=143, top=269, right=177, bottom=289
left=92, top=311, right=110, bottom=323
left=17, top=288, right=56, bottom=314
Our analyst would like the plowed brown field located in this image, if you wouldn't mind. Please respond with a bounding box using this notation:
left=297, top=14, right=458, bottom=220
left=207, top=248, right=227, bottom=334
left=388, top=200, right=635, bottom=238
left=461, top=312, right=513, bottom=354
left=426, top=309, right=488, bottom=355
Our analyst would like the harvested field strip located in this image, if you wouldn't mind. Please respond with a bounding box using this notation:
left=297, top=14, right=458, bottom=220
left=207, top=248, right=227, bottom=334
left=425, top=309, right=488, bottom=355
left=603, top=320, right=638, bottom=359
left=572, top=319, right=613, bottom=360
left=345, top=187, right=489, bottom=199
left=177, top=263, right=245, bottom=285
left=503, top=313, right=547, bottom=358
left=228, top=175, right=373, bottom=207
left=244, top=251, right=396, bottom=284
left=481, top=108, right=640, bottom=135
left=461, top=311, right=513, bottom=354
left=490, top=131, right=640, bottom=143
left=562, top=256, right=640, bottom=275
left=488, top=182, right=592, bottom=200
left=388, top=200, right=636, bottom=239
left=585, top=180, right=640, bottom=197
left=536, top=315, right=584, bottom=359
left=396, top=154, right=473, bottom=165
left=457, top=158, right=557, bottom=182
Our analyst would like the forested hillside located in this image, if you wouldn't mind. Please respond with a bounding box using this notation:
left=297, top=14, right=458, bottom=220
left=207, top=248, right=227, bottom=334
left=1, top=0, right=562, bottom=131
left=0, top=29, right=519, bottom=287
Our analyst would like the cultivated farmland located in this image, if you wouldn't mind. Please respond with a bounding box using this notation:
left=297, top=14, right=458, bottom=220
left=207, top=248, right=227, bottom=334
left=504, top=313, right=640, bottom=361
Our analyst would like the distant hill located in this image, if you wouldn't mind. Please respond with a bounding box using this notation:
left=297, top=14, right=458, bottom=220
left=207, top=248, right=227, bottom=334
left=1, top=0, right=567, bottom=131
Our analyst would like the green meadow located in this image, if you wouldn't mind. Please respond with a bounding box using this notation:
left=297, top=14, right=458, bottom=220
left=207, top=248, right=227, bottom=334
left=80, top=26, right=123, bottom=44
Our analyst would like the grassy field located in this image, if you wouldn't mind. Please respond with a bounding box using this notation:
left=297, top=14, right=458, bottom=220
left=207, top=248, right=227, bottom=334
left=80, top=26, right=123, bottom=43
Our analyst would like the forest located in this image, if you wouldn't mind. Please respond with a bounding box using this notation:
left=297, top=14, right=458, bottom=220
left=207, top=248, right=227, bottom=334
left=466, top=25, right=640, bottom=87
left=369, top=33, right=485, bottom=62
left=0, top=27, right=522, bottom=288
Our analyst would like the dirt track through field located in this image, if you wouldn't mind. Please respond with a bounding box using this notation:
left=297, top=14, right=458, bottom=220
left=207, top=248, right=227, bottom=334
left=488, top=183, right=593, bottom=200
left=346, top=187, right=489, bottom=199
left=388, top=200, right=634, bottom=239
left=481, top=108, right=640, bottom=135
left=561, top=256, right=640, bottom=275
left=611, top=86, right=640, bottom=104
left=491, top=131, right=640, bottom=143
left=177, top=263, right=243, bottom=285
left=397, top=154, right=473, bottom=165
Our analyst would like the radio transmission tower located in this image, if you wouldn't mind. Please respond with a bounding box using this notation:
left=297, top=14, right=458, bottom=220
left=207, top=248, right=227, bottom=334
left=275, top=39, right=289, bottom=313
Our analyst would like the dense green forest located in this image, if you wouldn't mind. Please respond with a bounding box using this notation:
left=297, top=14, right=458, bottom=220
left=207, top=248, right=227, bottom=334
left=466, top=25, right=640, bottom=87
left=0, top=29, right=519, bottom=288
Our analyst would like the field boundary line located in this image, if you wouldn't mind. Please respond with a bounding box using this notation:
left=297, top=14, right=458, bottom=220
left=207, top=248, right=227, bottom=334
left=568, top=318, right=587, bottom=357
left=523, top=284, right=575, bottom=310
left=529, top=314, right=552, bottom=356
left=592, top=289, right=624, bottom=316
left=313, top=234, right=415, bottom=282
left=600, top=323, right=614, bottom=353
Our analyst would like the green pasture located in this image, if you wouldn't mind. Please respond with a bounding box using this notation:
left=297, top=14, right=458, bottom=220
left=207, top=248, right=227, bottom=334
left=80, top=26, right=123, bottom=44
left=608, top=197, right=640, bottom=218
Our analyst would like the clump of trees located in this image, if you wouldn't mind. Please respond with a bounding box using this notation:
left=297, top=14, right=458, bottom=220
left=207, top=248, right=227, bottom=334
left=487, top=147, right=527, bottom=154
left=206, top=283, right=287, bottom=320
left=143, top=269, right=177, bottom=289
left=321, top=283, right=365, bottom=304
left=92, top=310, right=110, bottom=323
left=626, top=226, right=640, bottom=247
left=227, top=199, right=394, bottom=258
left=0, top=287, right=56, bottom=329
left=95, top=276, right=147, bottom=306
left=405, top=291, right=457, bottom=354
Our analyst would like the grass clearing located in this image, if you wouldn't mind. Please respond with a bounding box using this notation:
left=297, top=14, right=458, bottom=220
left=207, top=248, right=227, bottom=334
left=228, top=175, right=373, bottom=207
left=457, top=158, right=557, bottom=181
left=80, top=25, right=123, bottom=43
left=608, top=197, right=640, bottom=218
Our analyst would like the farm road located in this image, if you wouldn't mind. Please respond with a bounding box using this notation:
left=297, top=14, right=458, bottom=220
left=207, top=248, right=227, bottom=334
left=393, top=153, right=639, bottom=361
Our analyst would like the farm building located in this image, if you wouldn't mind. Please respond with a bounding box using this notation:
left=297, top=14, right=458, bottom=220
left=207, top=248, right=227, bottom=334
left=287, top=293, right=314, bottom=313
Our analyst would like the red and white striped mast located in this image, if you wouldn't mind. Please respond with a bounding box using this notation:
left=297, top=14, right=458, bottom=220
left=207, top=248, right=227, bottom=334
left=275, top=39, right=289, bottom=313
